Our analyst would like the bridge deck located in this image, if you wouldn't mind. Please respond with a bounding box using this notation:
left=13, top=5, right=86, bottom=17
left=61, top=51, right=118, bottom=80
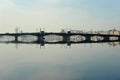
left=0, top=32, right=120, bottom=37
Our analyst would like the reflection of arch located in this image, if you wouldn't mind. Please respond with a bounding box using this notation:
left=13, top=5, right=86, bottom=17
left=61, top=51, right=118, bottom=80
left=70, top=35, right=85, bottom=42
left=108, top=42, right=120, bottom=46
left=18, top=35, right=37, bottom=42
left=44, top=35, right=63, bottom=42
left=91, top=36, right=104, bottom=41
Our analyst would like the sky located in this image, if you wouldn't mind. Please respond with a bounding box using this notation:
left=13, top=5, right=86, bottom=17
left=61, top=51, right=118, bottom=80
left=0, top=0, right=120, bottom=32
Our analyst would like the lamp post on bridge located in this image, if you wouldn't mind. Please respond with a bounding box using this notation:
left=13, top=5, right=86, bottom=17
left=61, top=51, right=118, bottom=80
left=15, top=27, right=18, bottom=33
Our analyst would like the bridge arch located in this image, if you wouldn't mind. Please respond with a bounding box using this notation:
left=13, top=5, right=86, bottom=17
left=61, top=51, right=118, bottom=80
left=0, top=35, right=14, bottom=42
left=18, top=35, right=38, bottom=42
left=70, top=35, right=85, bottom=42
left=109, top=36, right=119, bottom=41
left=44, top=34, right=63, bottom=42
left=91, top=36, right=104, bottom=41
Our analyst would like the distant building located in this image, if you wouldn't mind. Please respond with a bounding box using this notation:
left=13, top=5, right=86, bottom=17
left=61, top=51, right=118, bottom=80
left=60, top=29, right=120, bottom=35
left=108, top=29, right=120, bottom=35
left=70, top=30, right=83, bottom=33
left=15, top=28, right=18, bottom=33
left=99, top=29, right=120, bottom=35
left=99, top=31, right=108, bottom=34
left=60, top=29, right=84, bottom=33
left=60, top=29, right=67, bottom=33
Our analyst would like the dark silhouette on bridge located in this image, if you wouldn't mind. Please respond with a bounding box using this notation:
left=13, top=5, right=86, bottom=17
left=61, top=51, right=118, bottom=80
left=0, top=31, right=120, bottom=46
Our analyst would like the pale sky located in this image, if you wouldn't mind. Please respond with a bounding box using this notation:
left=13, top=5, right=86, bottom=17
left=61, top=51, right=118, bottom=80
left=0, top=0, right=120, bottom=32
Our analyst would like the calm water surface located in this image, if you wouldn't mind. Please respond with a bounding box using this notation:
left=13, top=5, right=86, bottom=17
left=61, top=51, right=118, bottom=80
left=0, top=43, right=120, bottom=80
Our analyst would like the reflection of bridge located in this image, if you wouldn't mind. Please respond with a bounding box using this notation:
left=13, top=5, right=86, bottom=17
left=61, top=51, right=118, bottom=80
left=0, top=31, right=120, bottom=46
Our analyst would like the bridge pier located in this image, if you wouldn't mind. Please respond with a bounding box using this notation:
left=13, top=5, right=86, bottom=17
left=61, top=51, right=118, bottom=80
left=84, top=35, right=91, bottom=42
left=118, top=36, right=120, bottom=41
left=15, top=35, right=18, bottom=42
left=103, top=36, right=110, bottom=41
left=37, top=31, right=45, bottom=44
left=62, top=31, right=71, bottom=45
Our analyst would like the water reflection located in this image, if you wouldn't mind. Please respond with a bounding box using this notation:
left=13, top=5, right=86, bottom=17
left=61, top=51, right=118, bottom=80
left=0, top=39, right=120, bottom=80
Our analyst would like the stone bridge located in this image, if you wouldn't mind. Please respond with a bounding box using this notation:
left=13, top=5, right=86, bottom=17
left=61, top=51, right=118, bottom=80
left=0, top=31, right=120, bottom=46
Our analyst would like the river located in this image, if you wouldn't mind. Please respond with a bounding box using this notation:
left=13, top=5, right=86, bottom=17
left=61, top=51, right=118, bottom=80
left=0, top=43, right=120, bottom=80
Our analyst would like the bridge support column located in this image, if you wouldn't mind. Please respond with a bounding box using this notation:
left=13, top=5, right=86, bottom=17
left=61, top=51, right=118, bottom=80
left=63, top=35, right=70, bottom=42
left=118, top=36, right=120, bottom=41
left=85, top=35, right=91, bottom=42
left=15, top=35, right=18, bottom=42
left=103, top=36, right=109, bottom=41
left=37, top=31, right=45, bottom=45
left=63, top=31, right=71, bottom=46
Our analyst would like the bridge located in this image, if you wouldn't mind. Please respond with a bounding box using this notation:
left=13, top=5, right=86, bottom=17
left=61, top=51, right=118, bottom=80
left=0, top=31, right=120, bottom=46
